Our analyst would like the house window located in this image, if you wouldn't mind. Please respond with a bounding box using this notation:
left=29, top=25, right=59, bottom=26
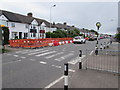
left=12, top=32, right=17, bottom=39
left=11, top=23, right=15, bottom=27
left=41, top=26, right=44, bottom=30
left=25, top=25, right=28, bottom=28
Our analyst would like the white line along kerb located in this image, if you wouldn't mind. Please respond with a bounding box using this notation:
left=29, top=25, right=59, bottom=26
left=45, top=76, right=64, bottom=88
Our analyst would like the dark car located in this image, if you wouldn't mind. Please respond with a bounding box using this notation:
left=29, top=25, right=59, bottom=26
left=88, top=37, right=95, bottom=41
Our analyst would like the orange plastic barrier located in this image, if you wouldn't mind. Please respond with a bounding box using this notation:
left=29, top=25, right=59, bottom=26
left=9, top=38, right=73, bottom=48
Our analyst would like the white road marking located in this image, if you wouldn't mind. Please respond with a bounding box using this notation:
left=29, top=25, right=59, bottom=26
left=3, top=59, right=21, bottom=65
left=22, top=49, right=43, bottom=54
left=52, top=65, right=61, bottom=69
left=45, top=52, right=64, bottom=59
left=20, top=57, right=26, bottom=59
left=70, top=51, right=75, bottom=53
left=6, top=54, right=11, bottom=55
left=36, top=51, right=56, bottom=57
left=90, top=50, right=93, bottom=55
left=69, top=69, right=75, bottom=72
left=13, top=55, right=19, bottom=57
left=30, top=59, right=36, bottom=61
left=45, top=76, right=64, bottom=88
left=28, top=50, right=49, bottom=55
left=55, top=53, right=74, bottom=62
left=15, top=50, right=30, bottom=53
left=40, top=61, right=47, bottom=64
left=68, top=55, right=86, bottom=65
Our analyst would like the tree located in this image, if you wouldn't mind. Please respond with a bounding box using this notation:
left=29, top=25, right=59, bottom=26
left=46, top=32, right=51, bottom=38
left=1, top=27, right=10, bottom=44
left=115, top=33, right=120, bottom=42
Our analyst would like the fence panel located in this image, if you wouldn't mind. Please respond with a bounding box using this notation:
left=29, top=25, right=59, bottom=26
left=82, top=49, right=119, bottom=74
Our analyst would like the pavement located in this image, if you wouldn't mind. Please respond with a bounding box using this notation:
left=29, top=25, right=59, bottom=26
left=50, top=42, right=119, bottom=89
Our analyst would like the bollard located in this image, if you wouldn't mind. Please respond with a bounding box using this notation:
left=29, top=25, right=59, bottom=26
left=103, top=42, right=106, bottom=49
left=95, top=46, right=98, bottom=55
left=106, top=42, right=109, bottom=48
left=79, top=50, right=82, bottom=69
left=79, top=50, right=82, bottom=57
left=100, top=44, right=103, bottom=50
left=64, top=63, right=68, bottom=90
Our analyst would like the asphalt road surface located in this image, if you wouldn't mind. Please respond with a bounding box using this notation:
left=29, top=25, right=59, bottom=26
left=2, top=39, right=109, bottom=88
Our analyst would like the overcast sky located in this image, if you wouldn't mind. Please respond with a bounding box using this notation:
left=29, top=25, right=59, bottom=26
left=0, top=0, right=119, bottom=35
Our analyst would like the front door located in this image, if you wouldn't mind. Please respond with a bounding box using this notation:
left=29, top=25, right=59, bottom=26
left=19, top=32, right=22, bottom=39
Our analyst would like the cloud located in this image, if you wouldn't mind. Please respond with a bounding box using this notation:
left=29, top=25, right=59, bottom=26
left=0, top=1, right=118, bottom=34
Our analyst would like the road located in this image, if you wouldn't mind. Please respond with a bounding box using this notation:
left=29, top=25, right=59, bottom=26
left=2, top=39, right=109, bottom=88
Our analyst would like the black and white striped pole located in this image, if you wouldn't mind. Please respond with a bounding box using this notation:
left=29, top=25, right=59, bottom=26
left=79, top=50, right=82, bottom=69
left=95, top=22, right=101, bottom=55
left=64, top=63, right=68, bottom=90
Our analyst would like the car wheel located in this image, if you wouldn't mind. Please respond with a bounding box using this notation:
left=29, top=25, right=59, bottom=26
left=84, top=41, right=86, bottom=44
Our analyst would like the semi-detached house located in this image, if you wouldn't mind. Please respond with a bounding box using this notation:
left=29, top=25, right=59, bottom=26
left=0, top=10, right=56, bottom=39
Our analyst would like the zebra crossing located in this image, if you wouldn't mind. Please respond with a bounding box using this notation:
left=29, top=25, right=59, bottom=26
left=4, top=48, right=85, bottom=70
left=5, top=48, right=76, bottom=64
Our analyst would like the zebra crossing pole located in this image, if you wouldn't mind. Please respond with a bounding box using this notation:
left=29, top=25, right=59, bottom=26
left=95, top=22, right=101, bottom=55
left=64, top=63, right=68, bottom=90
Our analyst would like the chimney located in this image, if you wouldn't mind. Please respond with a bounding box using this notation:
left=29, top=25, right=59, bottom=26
left=53, top=22, right=55, bottom=25
left=72, top=25, right=75, bottom=27
left=27, top=13, right=33, bottom=17
left=63, top=22, right=67, bottom=25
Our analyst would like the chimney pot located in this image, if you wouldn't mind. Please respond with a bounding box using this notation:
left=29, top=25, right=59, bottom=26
left=27, top=13, right=33, bottom=17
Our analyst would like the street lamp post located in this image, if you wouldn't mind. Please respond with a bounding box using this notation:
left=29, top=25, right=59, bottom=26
left=50, top=4, right=56, bottom=38
left=95, top=22, right=101, bottom=55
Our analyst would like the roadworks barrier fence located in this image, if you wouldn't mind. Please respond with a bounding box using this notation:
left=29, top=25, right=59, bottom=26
left=9, top=38, right=73, bottom=48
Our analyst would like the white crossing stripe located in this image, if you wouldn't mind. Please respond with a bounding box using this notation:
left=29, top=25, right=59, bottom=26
left=15, top=50, right=30, bottom=53
left=22, top=49, right=43, bottom=54
left=28, top=50, right=49, bottom=55
left=36, top=51, right=57, bottom=57
left=52, top=65, right=62, bottom=69
left=20, top=57, right=26, bottom=59
left=13, top=55, right=19, bottom=57
left=69, top=69, right=75, bottom=72
left=55, top=53, right=74, bottom=62
left=40, top=61, right=47, bottom=64
left=45, top=52, right=64, bottom=59
left=68, top=55, right=86, bottom=65
left=30, top=59, right=36, bottom=61
left=6, top=54, right=11, bottom=55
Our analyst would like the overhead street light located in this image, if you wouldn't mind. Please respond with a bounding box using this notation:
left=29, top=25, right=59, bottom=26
left=50, top=4, right=56, bottom=38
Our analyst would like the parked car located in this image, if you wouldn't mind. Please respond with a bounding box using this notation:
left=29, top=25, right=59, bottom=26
left=73, top=36, right=86, bottom=44
left=88, top=37, right=95, bottom=41
left=93, top=36, right=97, bottom=40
